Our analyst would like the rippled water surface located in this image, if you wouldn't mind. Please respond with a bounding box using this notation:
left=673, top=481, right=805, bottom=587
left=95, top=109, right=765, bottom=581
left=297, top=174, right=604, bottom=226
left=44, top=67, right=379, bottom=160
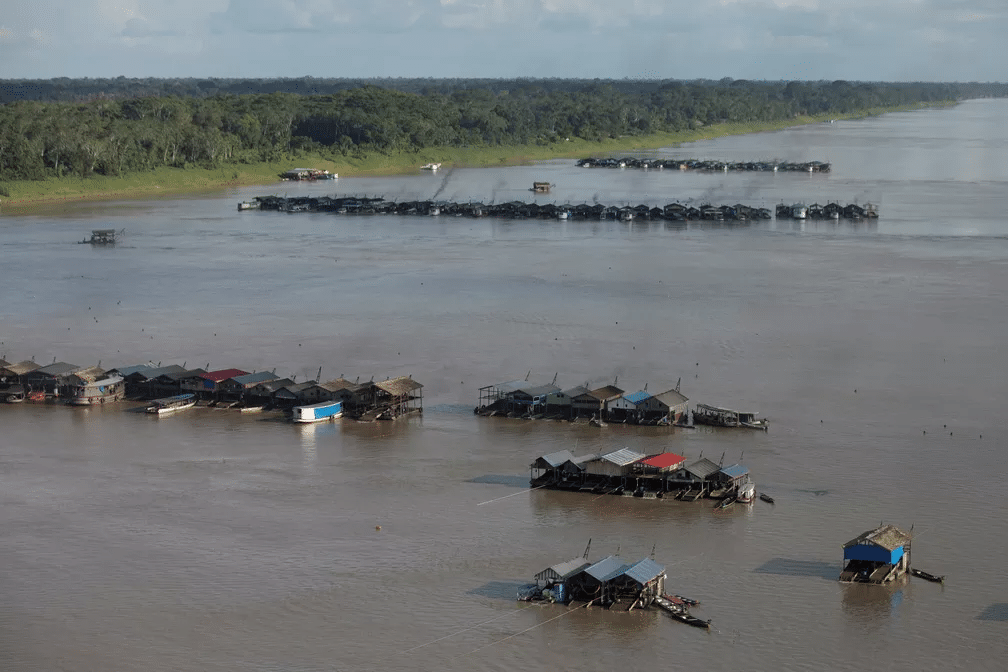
left=2, top=99, right=1007, bottom=671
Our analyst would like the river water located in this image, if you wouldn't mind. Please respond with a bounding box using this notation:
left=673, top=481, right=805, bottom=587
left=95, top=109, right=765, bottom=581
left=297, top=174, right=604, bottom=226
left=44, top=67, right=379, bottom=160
left=2, top=99, right=1007, bottom=671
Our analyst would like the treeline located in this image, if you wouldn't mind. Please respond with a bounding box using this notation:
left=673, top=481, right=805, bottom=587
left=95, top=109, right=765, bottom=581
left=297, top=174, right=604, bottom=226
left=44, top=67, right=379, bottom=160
left=0, top=79, right=998, bottom=182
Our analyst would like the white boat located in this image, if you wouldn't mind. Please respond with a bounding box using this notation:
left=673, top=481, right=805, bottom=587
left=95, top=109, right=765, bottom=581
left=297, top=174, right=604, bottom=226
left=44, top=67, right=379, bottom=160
left=737, top=480, right=756, bottom=504
left=791, top=203, right=807, bottom=219
left=421, top=163, right=441, bottom=171
left=146, top=393, right=197, bottom=415
left=292, top=399, right=343, bottom=423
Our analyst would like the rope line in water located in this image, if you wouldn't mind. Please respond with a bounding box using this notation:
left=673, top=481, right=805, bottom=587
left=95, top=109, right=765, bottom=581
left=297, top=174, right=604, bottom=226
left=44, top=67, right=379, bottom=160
left=400, top=605, right=534, bottom=653
left=477, top=484, right=547, bottom=506
left=466, top=606, right=579, bottom=654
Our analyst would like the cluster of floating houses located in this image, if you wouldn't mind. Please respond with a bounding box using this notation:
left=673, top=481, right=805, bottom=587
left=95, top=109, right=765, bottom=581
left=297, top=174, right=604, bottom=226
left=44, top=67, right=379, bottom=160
left=776, top=201, right=878, bottom=220
left=0, top=357, right=422, bottom=422
left=520, top=545, right=710, bottom=628
left=475, top=376, right=767, bottom=430
left=278, top=168, right=338, bottom=181
left=240, top=193, right=877, bottom=223
left=577, top=157, right=832, bottom=173
left=530, top=448, right=756, bottom=505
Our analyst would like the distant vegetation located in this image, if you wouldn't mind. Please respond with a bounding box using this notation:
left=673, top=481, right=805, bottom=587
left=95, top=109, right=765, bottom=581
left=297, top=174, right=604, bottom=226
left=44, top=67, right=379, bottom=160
left=0, top=78, right=1003, bottom=184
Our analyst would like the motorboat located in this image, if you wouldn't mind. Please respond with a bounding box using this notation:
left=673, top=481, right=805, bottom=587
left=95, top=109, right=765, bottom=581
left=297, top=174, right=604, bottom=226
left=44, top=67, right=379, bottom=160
left=146, top=393, right=197, bottom=415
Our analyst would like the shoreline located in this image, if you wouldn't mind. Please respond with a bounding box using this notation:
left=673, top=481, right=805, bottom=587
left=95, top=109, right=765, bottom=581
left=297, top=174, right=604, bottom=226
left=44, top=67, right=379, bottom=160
left=0, top=103, right=950, bottom=214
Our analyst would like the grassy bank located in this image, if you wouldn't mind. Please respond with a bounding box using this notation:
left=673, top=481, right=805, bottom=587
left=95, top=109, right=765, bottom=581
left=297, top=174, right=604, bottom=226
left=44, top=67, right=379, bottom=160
left=0, top=102, right=949, bottom=213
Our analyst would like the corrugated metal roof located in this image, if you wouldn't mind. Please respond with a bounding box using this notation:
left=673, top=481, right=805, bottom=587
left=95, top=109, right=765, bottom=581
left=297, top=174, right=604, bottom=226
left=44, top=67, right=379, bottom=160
left=652, top=389, right=689, bottom=406
left=82, top=375, right=124, bottom=388
left=561, top=385, right=590, bottom=397
left=231, top=371, right=279, bottom=385
left=640, top=453, right=687, bottom=469
left=843, top=525, right=911, bottom=552
left=535, top=558, right=591, bottom=582
left=686, top=457, right=722, bottom=479
left=36, top=362, right=82, bottom=377
left=623, top=390, right=651, bottom=404
left=110, top=364, right=155, bottom=377
left=202, top=368, right=249, bottom=383
left=145, top=365, right=187, bottom=379
left=623, top=558, right=666, bottom=586
left=533, top=450, right=576, bottom=468
left=493, top=380, right=527, bottom=394
left=0, top=358, right=8, bottom=368
left=515, top=384, right=560, bottom=397
left=255, top=378, right=294, bottom=391
left=375, top=376, right=423, bottom=396
left=70, top=366, right=107, bottom=383
left=7, top=361, right=41, bottom=375
left=588, top=385, right=624, bottom=401
left=569, top=454, right=598, bottom=466
left=584, top=556, right=630, bottom=583
left=601, top=448, right=646, bottom=467
left=720, top=463, right=749, bottom=479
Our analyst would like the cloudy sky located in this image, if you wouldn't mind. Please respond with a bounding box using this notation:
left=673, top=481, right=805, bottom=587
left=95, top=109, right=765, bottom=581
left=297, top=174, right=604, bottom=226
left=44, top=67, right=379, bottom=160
left=1, top=0, right=1005, bottom=81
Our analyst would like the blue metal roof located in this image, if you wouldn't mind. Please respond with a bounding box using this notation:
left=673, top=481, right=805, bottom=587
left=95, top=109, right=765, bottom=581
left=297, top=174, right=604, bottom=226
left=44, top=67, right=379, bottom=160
left=623, top=558, right=666, bottom=586
left=720, top=463, right=749, bottom=479
left=624, top=391, right=651, bottom=404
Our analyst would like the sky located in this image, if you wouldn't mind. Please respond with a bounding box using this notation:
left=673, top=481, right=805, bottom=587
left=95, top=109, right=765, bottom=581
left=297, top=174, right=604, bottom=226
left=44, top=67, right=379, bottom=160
left=0, top=0, right=1005, bottom=82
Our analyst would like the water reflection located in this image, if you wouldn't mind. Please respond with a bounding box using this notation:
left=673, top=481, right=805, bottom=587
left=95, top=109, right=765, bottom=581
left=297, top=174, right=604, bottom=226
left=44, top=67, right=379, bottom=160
left=841, top=579, right=907, bottom=621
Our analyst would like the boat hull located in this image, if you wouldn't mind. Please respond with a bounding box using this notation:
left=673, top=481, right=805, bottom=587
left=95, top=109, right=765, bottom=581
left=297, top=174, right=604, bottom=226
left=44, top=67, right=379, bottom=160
left=146, top=393, right=197, bottom=415
left=292, top=400, right=343, bottom=423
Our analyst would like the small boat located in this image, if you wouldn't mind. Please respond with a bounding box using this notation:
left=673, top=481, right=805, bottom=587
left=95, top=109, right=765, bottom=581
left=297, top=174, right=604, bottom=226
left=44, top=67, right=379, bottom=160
left=674, top=595, right=701, bottom=607
left=910, top=568, right=945, bottom=584
left=421, top=163, right=441, bottom=171
left=4, top=385, right=26, bottom=403
left=588, top=415, right=607, bottom=428
left=239, top=404, right=265, bottom=413
left=737, top=480, right=756, bottom=504
left=654, top=595, right=711, bottom=629
left=146, top=393, right=197, bottom=415
left=759, top=492, right=775, bottom=504
left=292, top=399, right=343, bottom=423
left=237, top=201, right=259, bottom=211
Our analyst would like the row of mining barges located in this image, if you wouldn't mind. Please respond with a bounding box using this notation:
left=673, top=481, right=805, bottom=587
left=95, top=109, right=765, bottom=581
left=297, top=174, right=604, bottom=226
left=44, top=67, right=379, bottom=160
left=577, top=157, right=831, bottom=173
left=530, top=448, right=755, bottom=503
left=776, top=201, right=878, bottom=220
left=244, top=195, right=880, bottom=223
left=476, top=376, right=767, bottom=429
left=0, top=357, right=422, bottom=421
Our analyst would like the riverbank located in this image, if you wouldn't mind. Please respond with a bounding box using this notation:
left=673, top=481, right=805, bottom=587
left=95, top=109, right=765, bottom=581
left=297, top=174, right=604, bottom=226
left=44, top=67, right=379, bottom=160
left=0, top=102, right=951, bottom=214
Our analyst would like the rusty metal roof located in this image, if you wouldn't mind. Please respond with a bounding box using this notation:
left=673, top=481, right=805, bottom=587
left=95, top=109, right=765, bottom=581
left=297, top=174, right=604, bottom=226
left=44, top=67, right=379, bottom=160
left=375, top=376, right=422, bottom=396
left=588, top=385, right=625, bottom=401
left=6, top=361, right=41, bottom=375
left=843, top=525, right=911, bottom=552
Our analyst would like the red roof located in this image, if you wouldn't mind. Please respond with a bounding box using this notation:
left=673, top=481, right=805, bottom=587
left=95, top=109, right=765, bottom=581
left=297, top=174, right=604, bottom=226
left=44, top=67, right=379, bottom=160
left=640, top=453, right=687, bottom=469
left=201, top=368, right=249, bottom=383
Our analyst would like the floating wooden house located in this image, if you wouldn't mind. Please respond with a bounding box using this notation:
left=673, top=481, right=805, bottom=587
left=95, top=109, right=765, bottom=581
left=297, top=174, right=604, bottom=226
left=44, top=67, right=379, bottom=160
left=839, top=525, right=912, bottom=584
left=82, top=229, right=118, bottom=245
left=532, top=182, right=552, bottom=193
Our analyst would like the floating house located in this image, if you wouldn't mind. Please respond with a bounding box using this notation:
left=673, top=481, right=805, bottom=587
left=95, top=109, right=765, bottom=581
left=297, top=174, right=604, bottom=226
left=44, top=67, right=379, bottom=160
left=571, top=384, right=625, bottom=419
left=82, top=229, right=118, bottom=245
left=22, top=362, right=84, bottom=396
left=219, top=371, right=282, bottom=398
left=182, top=368, right=249, bottom=399
left=608, top=391, right=651, bottom=423
left=583, top=448, right=647, bottom=479
left=0, top=360, right=41, bottom=387
left=372, top=376, right=424, bottom=419
left=566, top=556, right=666, bottom=609
left=839, top=525, right=912, bottom=584
left=532, top=181, right=552, bottom=193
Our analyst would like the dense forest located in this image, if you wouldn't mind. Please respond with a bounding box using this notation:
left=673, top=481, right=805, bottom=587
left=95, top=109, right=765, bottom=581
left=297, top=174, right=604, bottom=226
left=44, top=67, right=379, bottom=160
left=0, top=78, right=1003, bottom=183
